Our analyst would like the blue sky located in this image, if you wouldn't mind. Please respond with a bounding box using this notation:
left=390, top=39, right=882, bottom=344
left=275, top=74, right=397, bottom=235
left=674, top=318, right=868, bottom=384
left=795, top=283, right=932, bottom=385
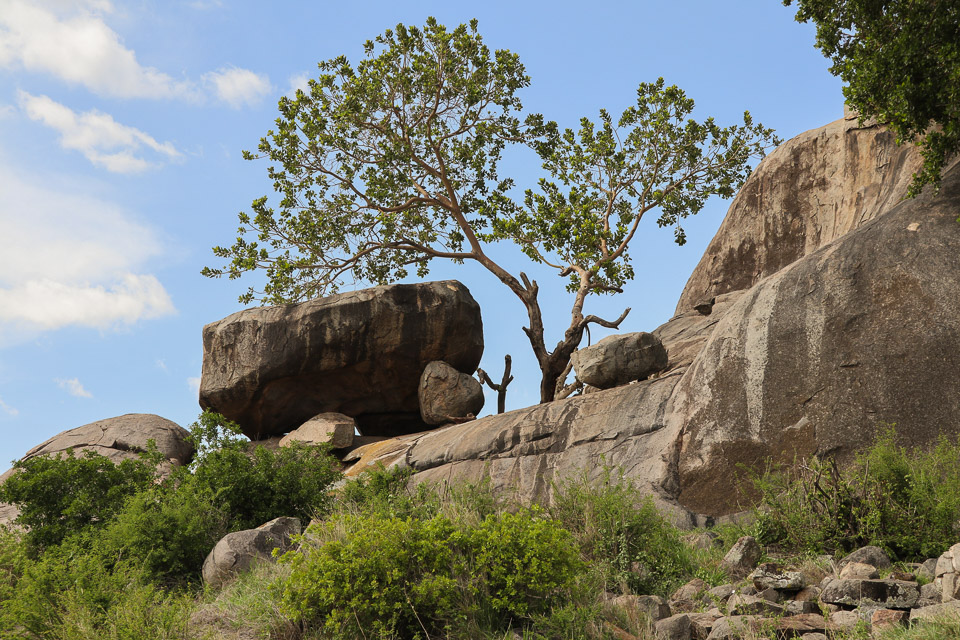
left=0, top=0, right=842, bottom=468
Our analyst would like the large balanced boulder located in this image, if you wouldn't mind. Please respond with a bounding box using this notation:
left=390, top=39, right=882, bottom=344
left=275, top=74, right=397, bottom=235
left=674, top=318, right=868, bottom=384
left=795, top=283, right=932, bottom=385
left=202, top=517, right=301, bottom=589
left=199, top=281, right=483, bottom=440
left=419, top=361, right=485, bottom=425
left=570, top=332, right=668, bottom=389
left=672, top=160, right=960, bottom=515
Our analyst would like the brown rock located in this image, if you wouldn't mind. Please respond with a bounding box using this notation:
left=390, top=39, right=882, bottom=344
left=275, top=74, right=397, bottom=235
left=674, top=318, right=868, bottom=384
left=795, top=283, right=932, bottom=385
left=199, top=280, right=483, bottom=439
left=654, top=613, right=691, bottom=640
left=749, top=562, right=806, bottom=591
left=829, top=610, right=860, bottom=632
left=201, top=517, right=301, bottom=589
left=726, top=593, right=783, bottom=616
left=672, top=578, right=708, bottom=603
left=870, top=609, right=908, bottom=633
left=703, top=616, right=762, bottom=640
left=839, top=546, right=892, bottom=571
left=612, top=594, right=672, bottom=622
left=909, top=599, right=960, bottom=624
left=839, top=561, right=880, bottom=580
left=418, top=361, right=484, bottom=426
left=279, top=412, right=355, bottom=449
left=569, top=332, right=668, bottom=389
left=721, top=536, right=761, bottom=577
left=676, top=116, right=922, bottom=314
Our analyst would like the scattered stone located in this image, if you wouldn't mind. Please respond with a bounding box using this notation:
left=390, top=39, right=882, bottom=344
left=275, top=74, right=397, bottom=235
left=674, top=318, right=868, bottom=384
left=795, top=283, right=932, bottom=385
left=909, top=599, right=960, bottom=624
left=704, top=616, right=764, bottom=640
left=569, top=332, right=668, bottom=390
left=801, top=634, right=828, bottom=640
left=612, top=594, right=671, bottom=622
left=671, top=578, right=708, bottom=602
left=704, top=584, right=734, bottom=605
left=749, top=562, right=806, bottom=591
left=776, top=613, right=837, bottom=636
left=942, top=572, right=960, bottom=602
left=829, top=610, right=861, bottom=632
left=870, top=609, right=908, bottom=633
left=654, top=613, right=691, bottom=640
left=721, top=536, right=761, bottom=577
left=793, top=586, right=821, bottom=602
left=683, top=530, right=721, bottom=551
left=756, top=587, right=780, bottom=603
left=688, top=612, right=721, bottom=639
left=726, top=594, right=783, bottom=616
left=820, top=578, right=919, bottom=609
left=784, top=600, right=819, bottom=615
left=202, top=517, right=301, bottom=589
left=889, top=571, right=916, bottom=582
left=279, top=412, right=355, bottom=449
left=918, top=558, right=938, bottom=582
left=919, top=581, right=942, bottom=606
left=839, top=561, right=880, bottom=580
left=418, top=360, right=485, bottom=425
left=839, top=546, right=892, bottom=571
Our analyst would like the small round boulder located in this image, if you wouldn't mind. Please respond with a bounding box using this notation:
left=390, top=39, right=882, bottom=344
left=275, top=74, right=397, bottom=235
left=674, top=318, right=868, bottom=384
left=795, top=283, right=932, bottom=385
left=419, top=361, right=484, bottom=426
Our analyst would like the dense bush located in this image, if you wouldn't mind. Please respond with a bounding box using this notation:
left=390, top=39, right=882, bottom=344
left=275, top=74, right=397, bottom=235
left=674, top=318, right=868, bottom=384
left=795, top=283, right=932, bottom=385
left=751, top=428, right=960, bottom=560
left=188, top=411, right=342, bottom=531
left=0, top=449, right=156, bottom=553
left=549, top=468, right=705, bottom=596
left=280, top=508, right=581, bottom=639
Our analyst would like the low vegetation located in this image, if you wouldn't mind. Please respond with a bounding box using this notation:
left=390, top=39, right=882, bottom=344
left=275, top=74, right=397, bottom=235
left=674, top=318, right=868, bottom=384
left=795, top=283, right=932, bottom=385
left=1, top=416, right=959, bottom=639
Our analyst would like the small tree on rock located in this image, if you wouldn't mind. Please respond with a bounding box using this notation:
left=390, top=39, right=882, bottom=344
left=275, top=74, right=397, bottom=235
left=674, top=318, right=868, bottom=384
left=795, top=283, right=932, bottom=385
left=203, top=18, right=778, bottom=402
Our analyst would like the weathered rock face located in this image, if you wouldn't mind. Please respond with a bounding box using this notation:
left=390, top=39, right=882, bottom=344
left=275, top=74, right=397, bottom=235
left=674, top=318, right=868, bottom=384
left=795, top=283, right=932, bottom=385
left=199, top=281, right=483, bottom=440
left=675, top=113, right=923, bottom=314
left=279, top=413, right=356, bottom=449
left=570, top=332, right=668, bottom=389
left=339, top=117, right=960, bottom=522
left=418, top=361, right=485, bottom=426
left=673, top=163, right=960, bottom=515
left=202, top=516, right=301, bottom=589
left=0, top=414, right=193, bottom=527
left=20, top=413, right=193, bottom=466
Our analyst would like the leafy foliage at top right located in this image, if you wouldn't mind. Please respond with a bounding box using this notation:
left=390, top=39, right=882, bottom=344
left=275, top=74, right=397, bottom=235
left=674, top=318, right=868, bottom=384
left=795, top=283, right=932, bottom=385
left=785, top=0, right=960, bottom=195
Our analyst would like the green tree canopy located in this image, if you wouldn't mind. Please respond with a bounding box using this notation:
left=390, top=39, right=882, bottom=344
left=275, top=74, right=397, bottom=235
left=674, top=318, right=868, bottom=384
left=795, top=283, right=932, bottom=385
left=785, top=0, right=960, bottom=195
left=204, top=18, right=777, bottom=402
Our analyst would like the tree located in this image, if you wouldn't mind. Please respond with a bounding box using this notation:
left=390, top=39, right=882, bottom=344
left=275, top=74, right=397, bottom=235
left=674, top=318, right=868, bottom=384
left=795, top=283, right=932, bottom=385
left=203, top=18, right=777, bottom=402
left=784, top=0, right=960, bottom=196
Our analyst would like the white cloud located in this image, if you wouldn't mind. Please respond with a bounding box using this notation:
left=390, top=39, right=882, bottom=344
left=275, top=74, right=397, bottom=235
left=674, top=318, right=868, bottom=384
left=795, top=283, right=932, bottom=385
left=0, top=164, right=176, bottom=336
left=0, top=396, right=18, bottom=416
left=187, top=0, right=223, bottom=9
left=204, top=67, right=272, bottom=108
left=287, top=72, right=310, bottom=96
left=55, top=377, right=92, bottom=398
left=156, top=358, right=167, bottom=371
left=0, top=0, right=198, bottom=100
left=19, top=92, right=182, bottom=173
left=187, top=377, right=201, bottom=397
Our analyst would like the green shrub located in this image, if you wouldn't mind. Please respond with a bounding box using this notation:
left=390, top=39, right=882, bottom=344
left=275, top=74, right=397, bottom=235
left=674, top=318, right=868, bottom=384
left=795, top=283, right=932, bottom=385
left=279, top=508, right=581, bottom=639
left=0, top=449, right=156, bottom=553
left=95, top=479, right=229, bottom=584
left=192, top=441, right=341, bottom=531
left=751, top=428, right=960, bottom=560
left=550, top=468, right=700, bottom=596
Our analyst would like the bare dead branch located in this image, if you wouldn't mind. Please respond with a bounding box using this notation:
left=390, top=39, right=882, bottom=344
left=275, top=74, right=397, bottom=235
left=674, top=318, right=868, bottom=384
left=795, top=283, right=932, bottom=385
left=579, top=307, right=631, bottom=330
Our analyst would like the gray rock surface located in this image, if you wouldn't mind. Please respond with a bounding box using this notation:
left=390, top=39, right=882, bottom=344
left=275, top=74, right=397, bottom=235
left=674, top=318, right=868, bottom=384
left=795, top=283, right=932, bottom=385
left=200, top=281, right=483, bottom=439
left=279, top=412, right=355, bottom=449
left=840, top=546, right=892, bottom=571
left=721, top=536, right=761, bottom=577
left=569, top=332, right=668, bottom=389
left=202, top=517, right=301, bottom=589
left=418, top=361, right=485, bottom=426
left=673, top=162, right=960, bottom=514
left=676, top=114, right=922, bottom=314
left=820, top=578, right=919, bottom=609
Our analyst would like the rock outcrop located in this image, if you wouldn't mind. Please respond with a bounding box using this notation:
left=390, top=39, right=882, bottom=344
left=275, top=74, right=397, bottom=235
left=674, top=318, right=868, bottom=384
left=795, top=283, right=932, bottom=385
left=199, top=281, right=483, bottom=440
left=0, top=414, right=193, bottom=527
left=278, top=413, right=356, bottom=450
left=341, top=116, right=960, bottom=522
left=675, top=112, right=923, bottom=314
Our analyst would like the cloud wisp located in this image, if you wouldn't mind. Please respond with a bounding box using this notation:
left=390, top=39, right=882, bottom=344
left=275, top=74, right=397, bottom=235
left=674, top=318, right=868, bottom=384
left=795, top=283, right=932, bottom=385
left=54, top=377, right=93, bottom=398
left=19, top=92, right=182, bottom=173
left=0, top=164, right=176, bottom=337
left=203, top=67, right=273, bottom=108
left=0, top=0, right=198, bottom=100
left=0, top=396, right=18, bottom=416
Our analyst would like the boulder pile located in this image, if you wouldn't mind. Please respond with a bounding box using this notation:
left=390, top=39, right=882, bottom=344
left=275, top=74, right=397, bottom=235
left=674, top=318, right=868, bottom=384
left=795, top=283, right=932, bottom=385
left=643, top=541, right=960, bottom=639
